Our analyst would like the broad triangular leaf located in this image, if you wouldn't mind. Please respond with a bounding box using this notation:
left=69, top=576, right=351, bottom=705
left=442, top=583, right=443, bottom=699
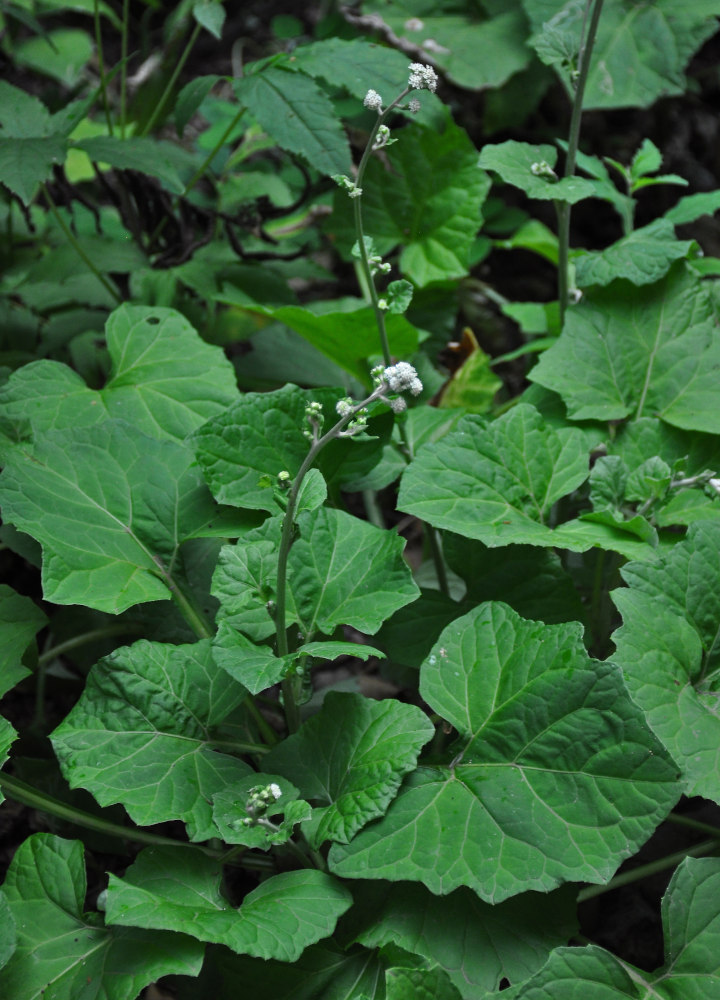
left=105, top=847, right=352, bottom=961
left=478, top=141, right=596, bottom=204
left=0, top=835, right=203, bottom=1000
left=531, top=265, right=720, bottom=433
left=330, top=603, right=679, bottom=902
left=398, top=404, right=594, bottom=550
left=0, top=304, right=238, bottom=445
left=264, top=692, right=433, bottom=847
left=51, top=639, right=250, bottom=839
left=0, top=420, right=217, bottom=613
left=290, top=507, right=420, bottom=636
left=495, top=857, right=720, bottom=998
left=612, top=521, right=720, bottom=802
left=0, top=134, right=66, bottom=204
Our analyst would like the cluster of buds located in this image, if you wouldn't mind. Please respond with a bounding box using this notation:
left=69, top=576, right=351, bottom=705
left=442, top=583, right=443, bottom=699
left=335, top=397, right=370, bottom=437
left=530, top=160, right=558, bottom=181
left=332, top=173, right=362, bottom=199
left=236, top=783, right=283, bottom=829
left=373, top=124, right=395, bottom=151
left=331, top=362, right=423, bottom=432
left=303, top=399, right=325, bottom=441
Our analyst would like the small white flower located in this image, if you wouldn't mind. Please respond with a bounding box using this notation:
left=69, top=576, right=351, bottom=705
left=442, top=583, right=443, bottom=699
left=383, top=361, right=423, bottom=396
left=709, top=477, right=720, bottom=497
left=378, top=298, right=388, bottom=311
left=336, top=398, right=354, bottom=418
left=408, top=62, right=438, bottom=92
left=390, top=397, right=407, bottom=414
left=269, top=783, right=282, bottom=800
left=363, top=89, right=384, bottom=111
left=408, top=98, right=421, bottom=113
left=348, top=186, right=362, bottom=198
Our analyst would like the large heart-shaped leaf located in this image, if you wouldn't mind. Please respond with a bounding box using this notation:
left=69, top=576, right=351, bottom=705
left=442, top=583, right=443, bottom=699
left=0, top=835, right=203, bottom=1000
left=265, top=692, right=433, bottom=847
left=330, top=603, right=679, bottom=902
left=105, top=847, right=352, bottom=961
left=51, top=639, right=250, bottom=839
left=0, top=305, right=238, bottom=446
left=0, top=585, right=46, bottom=697
left=0, top=420, right=216, bottom=613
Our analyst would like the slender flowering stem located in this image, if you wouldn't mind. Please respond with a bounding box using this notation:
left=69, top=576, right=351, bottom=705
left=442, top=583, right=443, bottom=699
left=557, top=0, right=605, bottom=323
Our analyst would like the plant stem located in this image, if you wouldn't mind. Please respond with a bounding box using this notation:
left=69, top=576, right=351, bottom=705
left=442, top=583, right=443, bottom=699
left=151, top=556, right=213, bottom=640
left=41, top=185, right=122, bottom=304
left=666, top=812, right=720, bottom=839
left=0, top=773, right=220, bottom=855
left=206, top=738, right=269, bottom=755
left=140, top=22, right=202, bottom=137
left=93, top=0, right=114, bottom=135
left=577, top=838, right=720, bottom=901
left=352, top=88, right=411, bottom=366
left=426, top=523, right=450, bottom=597
left=557, top=0, right=605, bottom=325
left=38, top=624, right=144, bottom=667
left=120, top=0, right=129, bottom=138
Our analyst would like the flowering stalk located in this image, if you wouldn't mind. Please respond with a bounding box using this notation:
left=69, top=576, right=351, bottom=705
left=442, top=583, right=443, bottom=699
left=335, top=63, right=437, bottom=365
left=275, top=365, right=423, bottom=732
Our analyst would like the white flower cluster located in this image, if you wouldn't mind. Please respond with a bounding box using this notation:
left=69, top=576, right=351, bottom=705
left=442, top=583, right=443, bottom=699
left=383, top=361, right=423, bottom=396
left=363, top=88, right=383, bottom=111
left=408, top=62, right=438, bottom=92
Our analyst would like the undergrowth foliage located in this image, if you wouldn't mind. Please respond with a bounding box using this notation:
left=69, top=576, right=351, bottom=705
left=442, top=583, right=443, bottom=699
left=1, top=1, right=720, bottom=997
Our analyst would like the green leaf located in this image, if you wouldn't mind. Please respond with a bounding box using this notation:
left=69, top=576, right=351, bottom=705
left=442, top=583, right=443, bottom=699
left=290, top=507, right=420, bottom=636
left=361, top=1, right=531, bottom=90
left=193, top=385, right=387, bottom=511
left=398, top=404, right=593, bottom=550
left=478, top=141, right=596, bottom=204
left=14, top=28, right=93, bottom=87
left=105, top=847, right=352, bottom=961
left=330, top=119, right=490, bottom=287
left=212, top=622, right=285, bottom=692
left=175, top=74, right=222, bottom=134
left=330, top=602, right=679, bottom=902
left=244, top=305, right=419, bottom=385
left=264, top=692, right=433, bottom=847
left=524, top=0, right=720, bottom=110
left=0, top=892, right=16, bottom=971
left=437, top=342, right=502, bottom=414
left=0, top=81, right=54, bottom=137
left=0, top=835, right=203, bottom=999
left=0, top=717, right=16, bottom=806
left=73, top=136, right=198, bottom=194
left=0, top=305, right=238, bottom=445
left=495, top=857, right=720, bottom=998
left=292, top=37, right=413, bottom=101
left=386, top=966, right=461, bottom=1000
left=295, top=468, right=327, bottom=515
left=665, top=189, right=720, bottom=225
left=531, top=265, right=720, bottom=433
left=193, top=0, right=225, bottom=38
left=212, top=776, right=311, bottom=848
left=0, top=134, right=67, bottom=204
left=574, top=220, right=694, bottom=287
left=234, top=65, right=351, bottom=177
left=351, top=880, right=577, bottom=996
left=172, top=940, right=387, bottom=1000
left=212, top=519, right=288, bottom=643
left=0, top=420, right=216, bottom=613
left=612, top=521, right=720, bottom=802
left=0, top=585, right=47, bottom=697
left=51, top=639, right=250, bottom=839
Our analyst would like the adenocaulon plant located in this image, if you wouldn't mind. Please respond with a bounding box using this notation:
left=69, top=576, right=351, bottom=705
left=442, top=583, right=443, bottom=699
left=275, top=364, right=424, bottom=732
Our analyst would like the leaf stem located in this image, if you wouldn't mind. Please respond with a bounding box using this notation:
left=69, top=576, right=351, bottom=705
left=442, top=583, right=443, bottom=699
left=41, top=185, right=122, bottom=304
left=152, top=556, right=214, bottom=640
left=93, top=0, right=114, bottom=135
left=557, top=0, right=605, bottom=325
left=139, top=22, right=202, bottom=137
left=577, top=838, right=720, bottom=901
left=38, top=624, right=145, bottom=667
left=0, top=772, right=219, bottom=855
